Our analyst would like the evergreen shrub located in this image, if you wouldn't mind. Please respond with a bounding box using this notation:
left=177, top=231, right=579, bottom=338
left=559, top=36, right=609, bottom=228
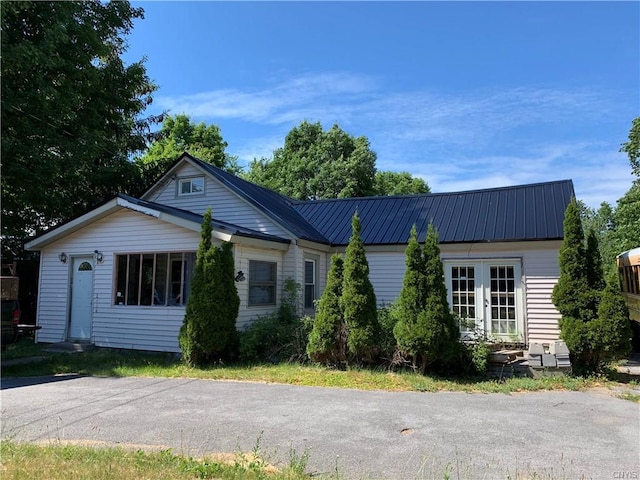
left=341, top=212, right=380, bottom=364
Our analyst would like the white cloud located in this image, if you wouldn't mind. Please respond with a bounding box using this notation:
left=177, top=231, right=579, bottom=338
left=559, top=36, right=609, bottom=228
left=156, top=71, right=633, bottom=208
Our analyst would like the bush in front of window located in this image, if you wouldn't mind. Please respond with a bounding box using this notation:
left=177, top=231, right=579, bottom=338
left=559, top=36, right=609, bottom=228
left=392, top=224, right=461, bottom=374
left=306, top=254, right=346, bottom=366
left=239, top=279, right=310, bottom=364
left=179, top=209, right=239, bottom=365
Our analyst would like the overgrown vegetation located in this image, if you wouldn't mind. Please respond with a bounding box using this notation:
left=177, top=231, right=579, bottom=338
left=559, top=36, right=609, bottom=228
left=179, top=209, right=240, bottom=366
left=239, top=279, right=310, bottom=364
left=2, top=338, right=619, bottom=394
left=0, top=440, right=312, bottom=480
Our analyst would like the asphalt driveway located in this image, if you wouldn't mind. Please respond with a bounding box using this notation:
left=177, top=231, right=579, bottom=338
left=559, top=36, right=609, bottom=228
left=1, top=375, right=639, bottom=479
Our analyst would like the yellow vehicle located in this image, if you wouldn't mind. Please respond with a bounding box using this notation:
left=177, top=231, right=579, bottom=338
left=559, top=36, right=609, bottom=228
left=617, top=247, right=640, bottom=324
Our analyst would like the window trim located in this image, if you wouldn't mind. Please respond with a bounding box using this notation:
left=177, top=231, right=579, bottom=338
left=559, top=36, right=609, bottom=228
left=248, top=260, right=277, bottom=307
left=114, top=252, right=195, bottom=307
left=304, top=258, right=318, bottom=310
left=443, top=259, right=524, bottom=341
left=177, top=176, right=205, bottom=197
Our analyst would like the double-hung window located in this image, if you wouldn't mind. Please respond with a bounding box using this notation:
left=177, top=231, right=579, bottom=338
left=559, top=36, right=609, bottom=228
left=177, top=176, right=205, bottom=196
left=115, top=252, right=195, bottom=306
left=304, top=259, right=316, bottom=309
left=248, top=260, right=276, bottom=306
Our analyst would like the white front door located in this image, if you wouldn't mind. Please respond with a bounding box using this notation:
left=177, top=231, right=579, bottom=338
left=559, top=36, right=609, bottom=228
left=68, top=256, right=94, bottom=340
left=445, top=260, right=524, bottom=341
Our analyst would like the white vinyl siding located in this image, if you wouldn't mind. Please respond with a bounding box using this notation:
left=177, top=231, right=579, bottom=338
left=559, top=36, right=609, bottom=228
left=519, top=247, right=562, bottom=342
left=366, top=252, right=407, bottom=305
left=234, top=245, right=284, bottom=330
left=145, top=162, right=289, bottom=238
left=363, top=241, right=562, bottom=344
left=34, top=253, right=70, bottom=344
left=35, top=209, right=201, bottom=352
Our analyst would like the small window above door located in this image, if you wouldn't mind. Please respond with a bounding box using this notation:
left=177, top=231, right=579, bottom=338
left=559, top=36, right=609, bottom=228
left=177, top=177, right=205, bottom=196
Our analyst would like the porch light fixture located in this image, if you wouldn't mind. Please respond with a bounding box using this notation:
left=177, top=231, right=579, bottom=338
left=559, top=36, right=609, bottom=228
left=58, top=252, right=68, bottom=264
left=234, top=270, right=246, bottom=282
left=94, top=250, right=104, bottom=263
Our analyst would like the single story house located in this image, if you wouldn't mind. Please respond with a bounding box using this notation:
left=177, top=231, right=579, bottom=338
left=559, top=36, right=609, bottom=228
left=25, top=153, right=574, bottom=352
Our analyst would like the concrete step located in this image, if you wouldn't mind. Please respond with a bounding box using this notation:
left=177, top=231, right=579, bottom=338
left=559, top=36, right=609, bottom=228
left=43, top=341, right=94, bottom=353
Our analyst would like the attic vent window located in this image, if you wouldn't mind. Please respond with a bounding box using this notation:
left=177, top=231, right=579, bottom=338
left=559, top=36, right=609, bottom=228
left=178, top=176, right=205, bottom=196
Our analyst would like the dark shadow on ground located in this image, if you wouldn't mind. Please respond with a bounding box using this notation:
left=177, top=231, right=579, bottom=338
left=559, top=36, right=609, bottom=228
left=0, top=374, right=83, bottom=390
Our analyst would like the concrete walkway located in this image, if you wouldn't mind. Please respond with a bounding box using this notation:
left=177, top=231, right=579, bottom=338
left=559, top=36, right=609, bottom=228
left=2, top=375, right=639, bottom=479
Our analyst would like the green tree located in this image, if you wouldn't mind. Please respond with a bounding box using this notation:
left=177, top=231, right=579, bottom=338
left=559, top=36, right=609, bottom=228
left=552, top=198, right=593, bottom=321
left=620, top=117, right=640, bottom=179
left=244, top=121, right=377, bottom=200
left=306, top=255, right=346, bottom=365
left=552, top=199, right=631, bottom=373
left=580, top=201, right=618, bottom=277
left=589, top=271, right=632, bottom=369
left=179, top=209, right=239, bottom=365
left=136, top=114, right=241, bottom=186
left=214, top=241, right=241, bottom=358
left=393, top=225, right=427, bottom=363
left=585, top=227, right=605, bottom=313
left=611, top=183, right=640, bottom=253
left=341, top=212, right=379, bottom=363
left=1, top=1, right=158, bottom=259
left=374, top=171, right=430, bottom=196
left=420, top=224, right=460, bottom=371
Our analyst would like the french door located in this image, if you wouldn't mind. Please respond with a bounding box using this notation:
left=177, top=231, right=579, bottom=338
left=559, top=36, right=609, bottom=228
left=444, top=260, right=523, bottom=341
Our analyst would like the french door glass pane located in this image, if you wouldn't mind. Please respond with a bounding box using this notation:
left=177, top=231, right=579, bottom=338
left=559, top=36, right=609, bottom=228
left=450, top=266, right=476, bottom=331
left=489, top=265, right=516, bottom=335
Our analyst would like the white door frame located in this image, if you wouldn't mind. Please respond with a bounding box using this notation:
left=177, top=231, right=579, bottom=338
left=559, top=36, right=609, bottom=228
left=67, top=256, right=94, bottom=341
left=444, top=259, right=525, bottom=342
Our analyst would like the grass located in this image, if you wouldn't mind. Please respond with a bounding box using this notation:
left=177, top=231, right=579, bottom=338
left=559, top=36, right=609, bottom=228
left=1, top=338, right=627, bottom=394
left=0, top=440, right=313, bottom=480
left=617, top=391, right=640, bottom=402
left=0, top=440, right=582, bottom=480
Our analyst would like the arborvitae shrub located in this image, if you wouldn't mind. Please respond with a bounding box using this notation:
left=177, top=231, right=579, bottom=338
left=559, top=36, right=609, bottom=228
left=589, top=271, right=632, bottom=369
left=341, top=212, right=380, bottom=364
left=392, top=223, right=461, bottom=373
left=213, top=241, right=240, bottom=359
left=422, top=224, right=460, bottom=372
left=179, top=208, right=240, bottom=366
left=553, top=199, right=631, bottom=373
left=377, top=303, right=399, bottom=362
left=179, top=209, right=215, bottom=365
left=552, top=198, right=593, bottom=320
left=393, top=225, right=426, bottom=363
left=307, top=255, right=346, bottom=365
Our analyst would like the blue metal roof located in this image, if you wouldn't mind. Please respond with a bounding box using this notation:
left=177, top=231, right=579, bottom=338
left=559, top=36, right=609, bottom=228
left=181, top=154, right=573, bottom=246
left=291, top=180, right=574, bottom=245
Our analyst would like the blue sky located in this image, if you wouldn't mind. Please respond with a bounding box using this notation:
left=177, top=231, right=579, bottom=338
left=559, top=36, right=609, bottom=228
left=125, top=1, right=639, bottom=208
